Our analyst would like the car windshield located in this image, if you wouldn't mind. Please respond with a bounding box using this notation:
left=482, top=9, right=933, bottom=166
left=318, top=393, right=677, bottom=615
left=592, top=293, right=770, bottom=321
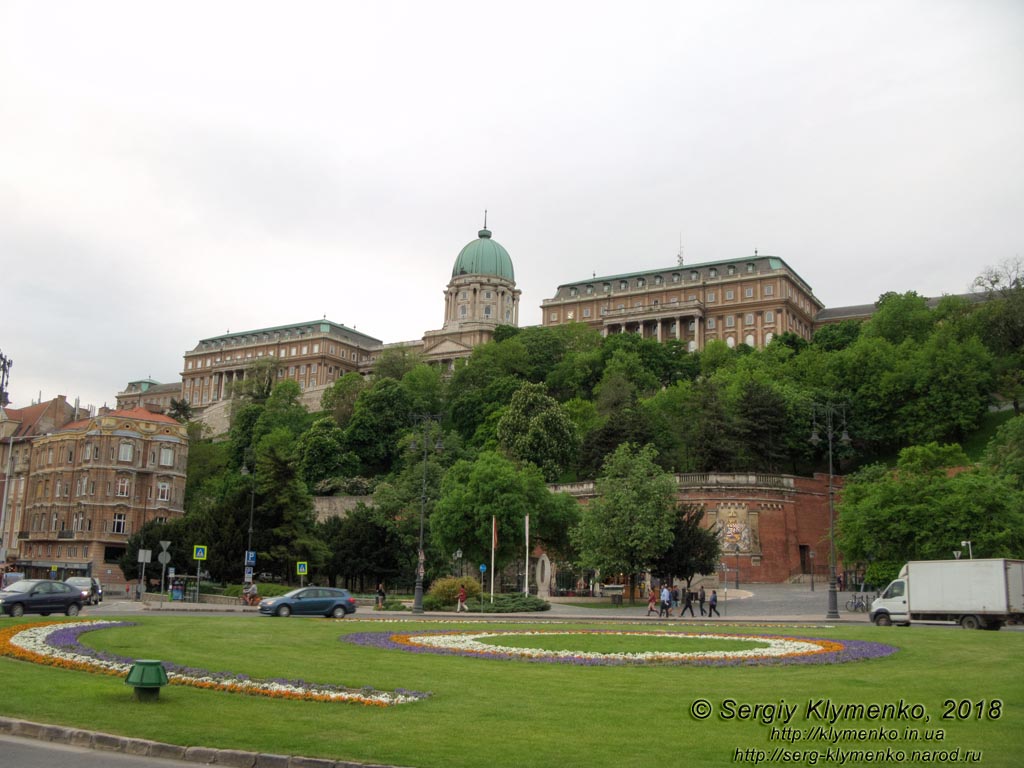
left=67, top=579, right=90, bottom=586
left=3, top=581, right=35, bottom=594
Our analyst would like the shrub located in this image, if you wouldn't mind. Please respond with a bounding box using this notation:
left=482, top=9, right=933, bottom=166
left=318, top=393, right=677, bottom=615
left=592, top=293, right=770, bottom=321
left=427, top=576, right=481, bottom=605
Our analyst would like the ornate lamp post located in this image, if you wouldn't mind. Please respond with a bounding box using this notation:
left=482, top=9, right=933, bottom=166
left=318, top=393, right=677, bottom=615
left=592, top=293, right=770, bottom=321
left=809, top=550, right=816, bottom=592
left=734, top=543, right=741, bottom=589
left=809, top=402, right=851, bottom=621
left=239, top=464, right=256, bottom=583
left=411, top=415, right=442, bottom=614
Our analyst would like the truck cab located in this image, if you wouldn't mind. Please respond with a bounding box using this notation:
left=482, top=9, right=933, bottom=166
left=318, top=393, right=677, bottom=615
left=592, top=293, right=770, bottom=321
left=869, top=576, right=907, bottom=626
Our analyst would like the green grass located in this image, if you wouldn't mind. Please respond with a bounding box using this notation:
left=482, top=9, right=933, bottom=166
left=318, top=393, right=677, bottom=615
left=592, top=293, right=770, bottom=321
left=1, top=616, right=1022, bottom=767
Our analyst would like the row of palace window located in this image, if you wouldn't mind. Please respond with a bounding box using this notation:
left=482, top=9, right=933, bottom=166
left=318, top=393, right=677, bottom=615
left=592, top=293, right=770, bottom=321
left=38, top=442, right=177, bottom=468
left=569, top=283, right=777, bottom=302
left=35, top=476, right=174, bottom=502
left=553, top=308, right=778, bottom=327
left=567, top=264, right=764, bottom=296
left=186, top=340, right=369, bottom=370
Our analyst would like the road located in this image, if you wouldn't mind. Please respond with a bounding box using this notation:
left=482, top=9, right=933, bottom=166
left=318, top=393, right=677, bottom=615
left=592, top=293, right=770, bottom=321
left=0, top=735, right=198, bottom=768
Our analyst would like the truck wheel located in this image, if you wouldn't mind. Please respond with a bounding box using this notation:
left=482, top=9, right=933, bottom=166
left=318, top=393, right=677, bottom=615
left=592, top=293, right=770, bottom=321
left=873, top=614, right=892, bottom=627
left=960, top=615, right=982, bottom=630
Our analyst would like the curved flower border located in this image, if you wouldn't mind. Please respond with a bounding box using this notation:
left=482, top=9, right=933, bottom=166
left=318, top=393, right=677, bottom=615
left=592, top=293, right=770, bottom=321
left=0, top=621, right=429, bottom=707
left=344, top=629, right=899, bottom=667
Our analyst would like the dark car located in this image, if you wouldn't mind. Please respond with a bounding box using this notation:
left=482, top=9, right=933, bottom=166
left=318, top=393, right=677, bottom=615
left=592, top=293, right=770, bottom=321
left=0, top=579, right=84, bottom=617
left=65, top=576, right=102, bottom=605
left=258, top=587, right=357, bottom=618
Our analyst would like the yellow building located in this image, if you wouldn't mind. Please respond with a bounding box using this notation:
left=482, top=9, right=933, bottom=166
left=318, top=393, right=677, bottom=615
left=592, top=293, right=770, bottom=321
left=540, top=253, right=823, bottom=350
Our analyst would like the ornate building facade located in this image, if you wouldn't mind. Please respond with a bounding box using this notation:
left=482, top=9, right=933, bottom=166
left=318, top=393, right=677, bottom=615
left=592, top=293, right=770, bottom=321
left=3, top=408, right=188, bottom=589
left=180, top=225, right=522, bottom=411
left=540, top=253, right=823, bottom=350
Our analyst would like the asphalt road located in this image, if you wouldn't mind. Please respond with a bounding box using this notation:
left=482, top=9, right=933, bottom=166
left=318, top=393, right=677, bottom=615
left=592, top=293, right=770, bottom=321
left=0, top=735, right=198, bottom=768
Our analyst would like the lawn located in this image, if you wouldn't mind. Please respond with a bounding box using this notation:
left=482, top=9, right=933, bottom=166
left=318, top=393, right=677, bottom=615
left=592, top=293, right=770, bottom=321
left=1, top=615, right=1022, bottom=767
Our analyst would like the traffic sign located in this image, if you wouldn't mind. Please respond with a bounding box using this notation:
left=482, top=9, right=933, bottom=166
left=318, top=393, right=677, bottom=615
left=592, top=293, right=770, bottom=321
left=193, top=545, right=208, bottom=561
left=296, top=561, right=308, bottom=575
left=245, top=550, right=257, bottom=566
left=479, top=563, right=487, bottom=573
left=138, top=549, right=152, bottom=564
left=157, top=551, right=171, bottom=565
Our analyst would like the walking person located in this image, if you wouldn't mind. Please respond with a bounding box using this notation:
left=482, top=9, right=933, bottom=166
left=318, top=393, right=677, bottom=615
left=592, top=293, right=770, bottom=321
left=708, top=588, right=721, bottom=617
left=671, top=586, right=680, bottom=614
left=457, top=584, right=470, bottom=612
left=376, top=583, right=386, bottom=610
left=680, top=587, right=695, bottom=617
left=647, top=588, right=658, bottom=616
left=659, top=584, right=672, bottom=618
left=698, top=585, right=706, bottom=616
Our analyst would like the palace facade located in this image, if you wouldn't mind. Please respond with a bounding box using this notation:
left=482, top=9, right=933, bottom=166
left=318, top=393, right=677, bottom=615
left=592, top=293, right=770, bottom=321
left=540, top=253, right=823, bottom=350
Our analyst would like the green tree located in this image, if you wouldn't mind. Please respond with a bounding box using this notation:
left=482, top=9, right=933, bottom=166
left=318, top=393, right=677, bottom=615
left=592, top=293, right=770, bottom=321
left=650, top=504, right=721, bottom=587
left=229, top=357, right=282, bottom=403
left=296, top=417, right=353, bottom=488
left=343, top=378, right=412, bottom=475
left=320, top=373, right=366, bottom=427
left=837, top=443, right=1024, bottom=585
left=432, top=451, right=576, bottom=573
left=374, top=345, right=424, bottom=381
left=167, top=398, right=193, bottom=423
left=983, top=415, right=1024, bottom=490
left=496, top=382, right=579, bottom=481
left=862, top=291, right=935, bottom=345
left=571, top=443, right=678, bottom=603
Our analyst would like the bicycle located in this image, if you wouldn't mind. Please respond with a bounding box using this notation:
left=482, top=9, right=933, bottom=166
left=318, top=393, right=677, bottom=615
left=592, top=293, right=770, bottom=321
left=845, top=593, right=868, bottom=612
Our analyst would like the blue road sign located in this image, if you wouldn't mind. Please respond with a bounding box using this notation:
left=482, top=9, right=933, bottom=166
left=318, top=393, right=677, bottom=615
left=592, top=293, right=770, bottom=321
left=479, top=563, right=487, bottom=573
left=245, top=550, right=257, bottom=566
left=193, top=545, right=208, bottom=561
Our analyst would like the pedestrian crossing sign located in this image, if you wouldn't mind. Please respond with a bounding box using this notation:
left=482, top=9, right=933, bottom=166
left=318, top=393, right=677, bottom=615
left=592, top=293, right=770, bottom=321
left=193, top=545, right=208, bottom=561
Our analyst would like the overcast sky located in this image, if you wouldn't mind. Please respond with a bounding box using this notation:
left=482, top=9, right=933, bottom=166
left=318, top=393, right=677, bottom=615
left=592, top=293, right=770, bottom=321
left=2, top=1, right=1021, bottom=412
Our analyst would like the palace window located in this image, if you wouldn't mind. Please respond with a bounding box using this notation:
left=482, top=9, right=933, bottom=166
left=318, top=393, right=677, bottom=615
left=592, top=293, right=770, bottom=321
left=158, top=482, right=170, bottom=502
left=116, top=477, right=131, bottom=497
left=745, top=287, right=754, bottom=298
left=765, top=311, right=775, bottom=322
left=728, top=265, right=736, bottom=275
left=726, top=315, right=736, bottom=327
left=112, top=513, right=126, bottom=534
left=582, top=308, right=591, bottom=318
left=586, top=285, right=594, bottom=295
left=118, top=442, right=134, bottom=462
left=747, top=263, right=756, bottom=273
left=707, top=291, right=716, bottom=302
left=709, top=268, right=717, bottom=278
left=764, top=285, right=774, bottom=296
left=619, top=280, right=628, bottom=290
left=745, top=313, right=754, bottom=325
left=637, top=278, right=645, bottom=287
left=160, top=446, right=174, bottom=466
left=726, top=290, right=735, bottom=301
left=707, top=318, right=716, bottom=329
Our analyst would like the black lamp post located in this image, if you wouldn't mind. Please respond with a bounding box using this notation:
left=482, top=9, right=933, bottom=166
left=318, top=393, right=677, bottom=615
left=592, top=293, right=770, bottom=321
left=411, top=415, right=442, bottom=614
left=809, top=402, right=851, bottom=621
left=809, top=550, right=816, bottom=591
left=239, top=464, right=255, bottom=583
left=734, top=543, right=741, bottom=589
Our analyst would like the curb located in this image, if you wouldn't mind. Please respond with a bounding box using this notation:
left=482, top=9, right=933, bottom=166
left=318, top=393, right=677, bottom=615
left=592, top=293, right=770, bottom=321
left=0, top=716, right=408, bottom=768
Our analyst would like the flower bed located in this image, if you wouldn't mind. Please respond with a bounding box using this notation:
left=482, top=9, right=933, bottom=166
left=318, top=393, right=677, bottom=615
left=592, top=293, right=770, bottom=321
left=0, top=621, right=429, bottom=707
left=344, top=629, right=899, bottom=666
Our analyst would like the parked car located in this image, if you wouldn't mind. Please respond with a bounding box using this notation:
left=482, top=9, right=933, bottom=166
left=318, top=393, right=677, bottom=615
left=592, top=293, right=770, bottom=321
left=65, top=576, right=103, bottom=605
left=258, top=587, right=357, bottom=618
left=0, top=579, right=84, bottom=617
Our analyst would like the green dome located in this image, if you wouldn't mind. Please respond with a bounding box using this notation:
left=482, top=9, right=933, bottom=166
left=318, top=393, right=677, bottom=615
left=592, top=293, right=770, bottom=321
left=451, top=229, right=515, bottom=281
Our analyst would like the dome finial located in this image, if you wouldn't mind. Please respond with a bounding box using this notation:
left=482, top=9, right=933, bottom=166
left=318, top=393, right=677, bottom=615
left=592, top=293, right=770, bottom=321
left=478, top=209, right=492, bottom=239
left=483, top=209, right=488, bottom=229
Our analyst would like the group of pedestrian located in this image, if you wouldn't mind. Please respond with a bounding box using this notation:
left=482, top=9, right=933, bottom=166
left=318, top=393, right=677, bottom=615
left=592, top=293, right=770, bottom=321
left=647, top=584, right=720, bottom=618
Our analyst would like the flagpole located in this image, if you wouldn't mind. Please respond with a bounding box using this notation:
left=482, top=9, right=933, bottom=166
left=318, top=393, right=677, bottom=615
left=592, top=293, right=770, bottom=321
left=490, top=515, right=496, bottom=603
left=524, top=514, right=530, bottom=596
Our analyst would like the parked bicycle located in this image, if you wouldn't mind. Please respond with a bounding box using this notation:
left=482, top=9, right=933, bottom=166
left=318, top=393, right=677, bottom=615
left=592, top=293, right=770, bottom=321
left=845, top=593, right=868, bottom=612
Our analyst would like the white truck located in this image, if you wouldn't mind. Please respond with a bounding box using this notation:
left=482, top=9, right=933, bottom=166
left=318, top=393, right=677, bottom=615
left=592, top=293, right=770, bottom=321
left=870, top=558, right=1024, bottom=630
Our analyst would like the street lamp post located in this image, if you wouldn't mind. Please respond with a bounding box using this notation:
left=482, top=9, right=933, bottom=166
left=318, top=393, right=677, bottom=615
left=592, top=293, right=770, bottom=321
left=961, top=540, right=973, bottom=560
left=734, top=543, right=741, bottom=589
left=809, top=550, right=816, bottom=591
left=809, top=402, right=851, bottom=621
left=412, top=415, right=442, bottom=615
left=239, top=464, right=255, bottom=583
